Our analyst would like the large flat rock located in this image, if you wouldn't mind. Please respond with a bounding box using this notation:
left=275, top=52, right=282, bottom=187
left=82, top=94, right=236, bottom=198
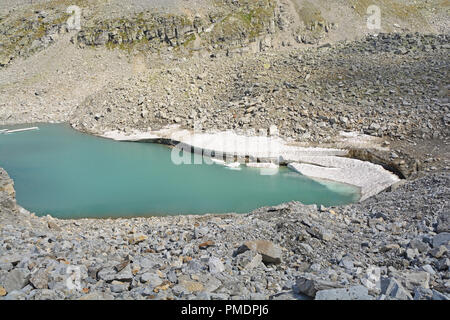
left=101, top=127, right=400, bottom=201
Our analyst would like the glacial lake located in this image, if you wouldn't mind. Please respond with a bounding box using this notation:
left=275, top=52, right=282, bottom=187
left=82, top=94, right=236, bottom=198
left=0, top=124, right=360, bottom=218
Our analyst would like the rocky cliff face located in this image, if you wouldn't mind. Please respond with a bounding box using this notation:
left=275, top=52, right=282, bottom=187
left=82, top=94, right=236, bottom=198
left=0, top=168, right=15, bottom=198
left=0, top=0, right=85, bottom=67
left=1, top=0, right=448, bottom=67
left=76, top=0, right=278, bottom=52
left=0, top=0, right=279, bottom=67
left=70, top=32, right=449, bottom=148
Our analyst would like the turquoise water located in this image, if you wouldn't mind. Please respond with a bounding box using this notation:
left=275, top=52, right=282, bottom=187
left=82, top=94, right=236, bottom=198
left=0, top=124, right=359, bottom=218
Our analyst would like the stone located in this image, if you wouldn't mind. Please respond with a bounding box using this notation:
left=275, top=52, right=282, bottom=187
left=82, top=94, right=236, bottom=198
left=234, top=250, right=262, bottom=270
left=110, top=280, right=129, bottom=293
left=78, top=292, right=115, bottom=300
left=186, top=260, right=204, bottom=273
left=429, top=245, right=447, bottom=258
left=30, top=269, right=49, bottom=289
left=436, top=214, right=450, bottom=233
left=141, top=109, right=149, bottom=118
left=432, top=290, right=449, bottom=300
left=0, top=286, right=6, bottom=296
left=315, top=285, right=373, bottom=300
left=0, top=180, right=15, bottom=197
left=179, top=279, right=204, bottom=293
left=309, top=263, right=321, bottom=272
left=167, top=270, right=177, bottom=283
left=251, top=293, right=270, bottom=300
left=413, top=287, right=433, bottom=300
left=114, top=258, right=130, bottom=272
left=270, top=291, right=309, bottom=300
left=141, top=286, right=155, bottom=297
left=299, top=243, right=314, bottom=254
left=210, top=293, right=230, bottom=300
left=421, top=264, right=436, bottom=275
left=98, top=264, right=133, bottom=282
left=198, top=240, right=215, bottom=249
left=4, top=290, right=27, bottom=300
left=153, top=281, right=171, bottom=293
left=436, top=258, right=450, bottom=271
left=129, top=234, right=148, bottom=244
left=0, top=254, right=22, bottom=265
left=114, top=264, right=133, bottom=282
left=196, top=292, right=211, bottom=300
left=380, top=277, right=413, bottom=300
left=339, top=256, right=354, bottom=270
left=295, top=276, right=342, bottom=298
left=269, top=125, right=279, bottom=136
left=138, top=256, right=163, bottom=269
left=433, top=232, right=450, bottom=248
left=0, top=263, right=12, bottom=272
left=87, top=265, right=100, bottom=279
left=381, top=243, right=400, bottom=252
left=47, top=221, right=62, bottom=231
left=236, top=240, right=282, bottom=264
left=389, top=270, right=430, bottom=291
left=2, top=268, right=29, bottom=292
left=97, top=267, right=116, bottom=281
left=172, top=284, right=187, bottom=296
left=29, top=287, right=64, bottom=300
left=203, top=277, right=222, bottom=293
left=208, top=257, right=225, bottom=274
left=409, top=238, right=429, bottom=253
left=307, top=226, right=333, bottom=241
left=406, top=248, right=419, bottom=260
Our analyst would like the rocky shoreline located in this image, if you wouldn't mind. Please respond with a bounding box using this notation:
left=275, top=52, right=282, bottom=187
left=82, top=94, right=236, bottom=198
left=0, top=166, right=449, bottom=300
left=0, top=0, right=449, bottom=301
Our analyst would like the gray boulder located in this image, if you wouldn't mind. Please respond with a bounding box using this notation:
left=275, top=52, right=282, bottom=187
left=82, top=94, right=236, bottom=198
left=295, top=276, right=343, bottom=298
left=413, top=287, right=433, bottom=300
left=409, top=238, right=429, bottom=253
left=436, top=214, right=449, bottom=233
left=432, top=290, right=450, bottom=300
left=235, top=240, right=282, bottom=264
left=2, top=268, right=30, bottom=293
left=140, top=273, right=163, bottom=287
left=433, top=232, right=450, bottom=249
left=208, top=257, right=225, bottom=274
left=315, top=285, right=373, bottom=300
left=234, top=250, right=262, bottom=270
left=30, top=269, right=49, bottom=289
left=98, top=264, right=133, bottom=282
left=389, top=270, right=430, bottom=291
